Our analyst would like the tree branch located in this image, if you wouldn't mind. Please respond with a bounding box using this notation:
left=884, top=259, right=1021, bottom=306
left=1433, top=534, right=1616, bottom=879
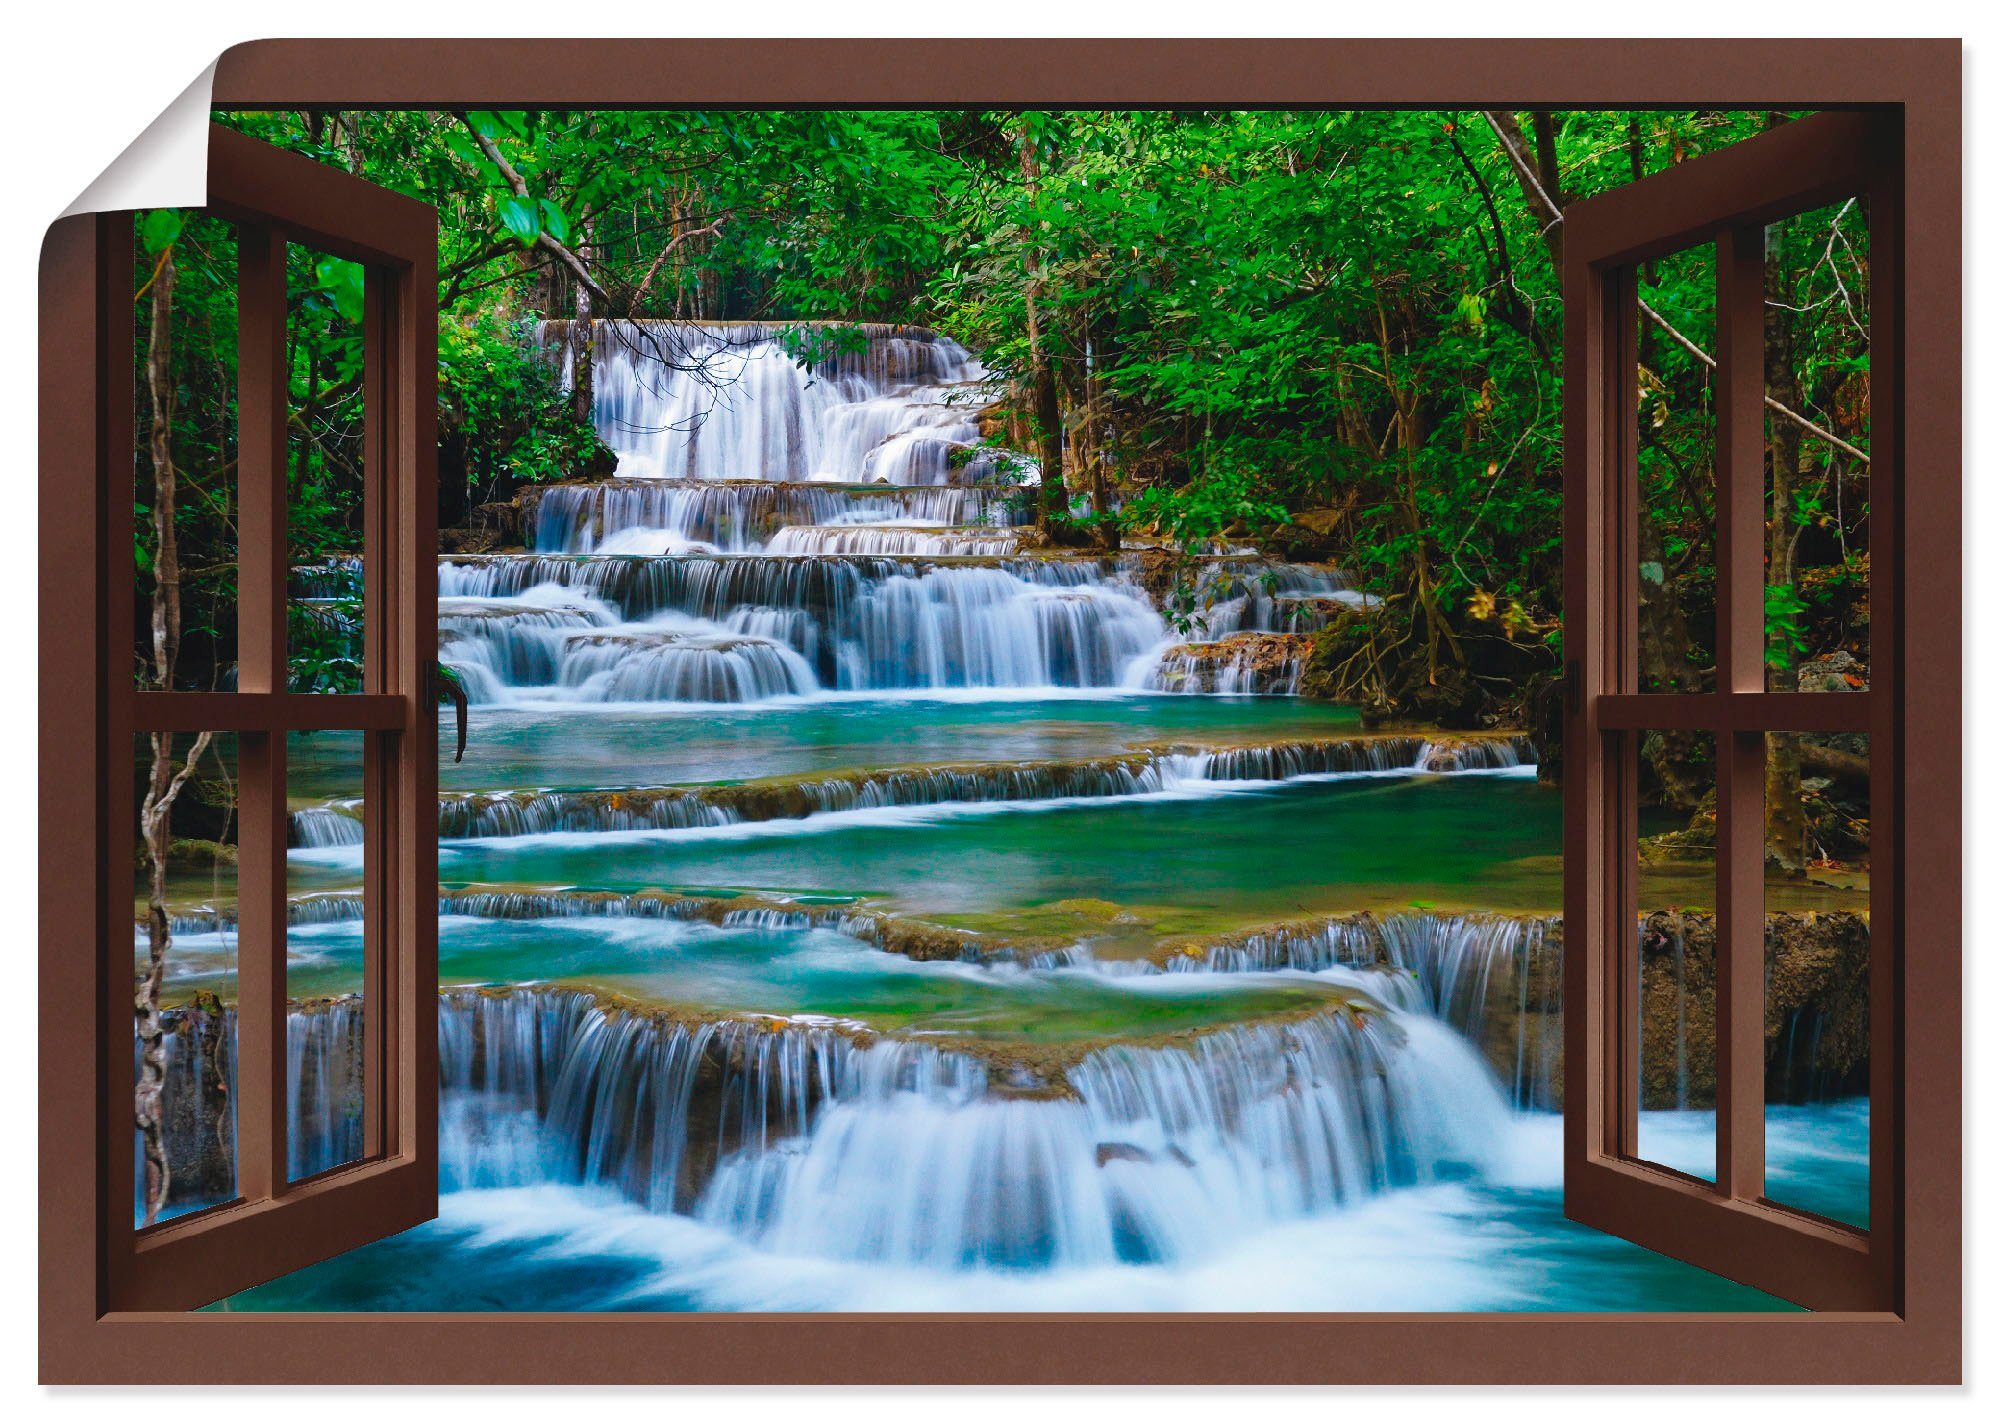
left=1635, top=297, right=1870, bottom=465
left=458, top=114, right=610, bottom=307
left=1480, top=110, right=1869, bottom=467
left=627, top=214, right=729, bottom=313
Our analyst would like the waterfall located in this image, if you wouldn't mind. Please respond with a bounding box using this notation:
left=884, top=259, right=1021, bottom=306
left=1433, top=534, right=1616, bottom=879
left=161, top=893, right=366, bottom=937
left=291, top=557, right=363, bottom=600
left=437, top=988, right=987, bottom=1210
left=289, top=803, right=364, bottom=849
left=148, top=976, right=1507, bottom=1264
left=1139, top=633, right=1311, bottom=695
left=698, top=1008, right=1507, bottom=1268
left=438, top=555, right=1167, bottom=702
left=287, top=1001, right=366, bottom=1180
left=1166, top=912, right=1564, bottom=1111
left=149, top=907, right=1866, bottom=1268
left=140, top=998, right=368, bottom=1221
left=542, top=320, right=1024, bottom=486
left=554, top=619, right=821, bottom=704
left=1181, top=562, right=1369, bottom=638
left=764, top=524, right=1023, bottom=557
left=529, top=479, right=1021, bottom=555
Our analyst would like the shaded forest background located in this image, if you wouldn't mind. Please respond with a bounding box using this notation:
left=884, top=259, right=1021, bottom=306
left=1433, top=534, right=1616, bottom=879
left=156, top=107, right=1870, bottom=857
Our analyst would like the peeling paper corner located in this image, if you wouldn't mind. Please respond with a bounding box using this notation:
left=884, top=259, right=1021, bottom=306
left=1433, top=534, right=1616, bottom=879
left=60, top=59, right=217, bottom=219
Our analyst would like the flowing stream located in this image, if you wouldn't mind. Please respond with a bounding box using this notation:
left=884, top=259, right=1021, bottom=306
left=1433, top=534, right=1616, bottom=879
left=145, top=322, right=1867, bottom=1312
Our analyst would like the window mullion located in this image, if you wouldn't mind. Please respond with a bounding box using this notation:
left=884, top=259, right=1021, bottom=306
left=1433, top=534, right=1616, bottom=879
left=360, top=273, right=390, bottom=1158
left=1713, top=222, right=1769, bottom=1201
left=234, top=221, right=291, bottom=1201
left=1608, top=264, right=1642, bottom=1156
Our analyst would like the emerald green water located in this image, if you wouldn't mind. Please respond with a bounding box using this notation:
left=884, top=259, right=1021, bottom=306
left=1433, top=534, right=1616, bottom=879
left=286, top=770, right=1564, bottom=939
left=288, top=696, right=1365, bottom=796
left=170, top=912, right=1384, bottom=1042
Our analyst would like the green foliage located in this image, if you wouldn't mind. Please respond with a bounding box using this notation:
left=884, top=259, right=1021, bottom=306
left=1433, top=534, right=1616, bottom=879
left=132, top=210, right=239, bottom=689
left=188, top=106, right=1873, bottom=715
left=1765, top=583, right=1813, bottom=669
left=439, top=312, right=611, bottom=488
left=1120, top=454, right=1290, bottom=555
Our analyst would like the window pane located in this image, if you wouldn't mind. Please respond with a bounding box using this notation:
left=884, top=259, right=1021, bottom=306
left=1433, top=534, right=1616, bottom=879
left=1764, top=198, right=1871, bottom=688
left=287, top=247, right=369, bottom=693
left=133, top=731, right=239, bottom=1226
left=1633, top=730, right=1717, bottom=1181
left=1635, top=243, right=1718, bottom=693
left=133, top=212, right=238, bottom=692
left=288, top=729, right=368, bottom=1180
left=1763, top=730, right=1871, bottom=1229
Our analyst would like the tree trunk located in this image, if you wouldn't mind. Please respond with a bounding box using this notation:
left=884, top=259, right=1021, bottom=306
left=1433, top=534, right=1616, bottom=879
left=1763, top=141, right=1809, bottom=875
left=569, top=216, right=596, bottom=427
left=135, top=242, right=220, bottom=1226
left=1084, top=323, right=1117, bottom=545
left=1016, top=124, right=1060, bottom=530
left=1489, top=109, right=1563, bottom=268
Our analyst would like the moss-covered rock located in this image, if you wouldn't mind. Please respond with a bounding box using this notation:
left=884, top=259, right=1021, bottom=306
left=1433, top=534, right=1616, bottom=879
left=1635, top=908, right=1871, bottom=1108
left=1148, top=632, right=1312, bottom=694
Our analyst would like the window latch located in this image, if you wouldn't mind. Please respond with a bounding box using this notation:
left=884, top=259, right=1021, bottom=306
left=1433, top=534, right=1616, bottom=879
left=431, top=662, right=468, bottom=763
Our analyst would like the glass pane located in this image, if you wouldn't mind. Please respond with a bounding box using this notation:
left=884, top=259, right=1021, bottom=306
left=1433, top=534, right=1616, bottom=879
left=1763, top=730, right=1871, bottom=1229
left=287, top=728, right=368, bottom=1180
left=133, top=731, right=239, bottom=1226
left=287, top=248, right=368, bottom=693
left=1633, top=730, right=1717, bottom=1181
left=1635, top=243, right=1718, bottom=693
left=133, top=211, right=238, bottom=693
left=1763, top=198, right=1871, bottom=688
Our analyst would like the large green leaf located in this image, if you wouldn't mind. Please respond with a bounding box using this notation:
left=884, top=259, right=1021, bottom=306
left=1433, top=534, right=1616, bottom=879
left=496, top=194, right=542, bottom=246
left=315, top=256, right=367, bottom=325
left=138, top=209, right=184, bottom=256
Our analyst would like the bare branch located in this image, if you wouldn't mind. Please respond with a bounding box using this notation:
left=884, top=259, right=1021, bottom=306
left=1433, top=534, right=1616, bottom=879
left=1636, top=298, right=1870, bottom=465
left=627, top=214, right=729, bottom=314
left=1481, top=110, right=1869, bottom=467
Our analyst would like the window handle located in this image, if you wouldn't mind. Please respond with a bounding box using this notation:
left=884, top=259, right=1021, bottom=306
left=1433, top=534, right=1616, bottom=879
left=432, top=662, right=468, bottom=763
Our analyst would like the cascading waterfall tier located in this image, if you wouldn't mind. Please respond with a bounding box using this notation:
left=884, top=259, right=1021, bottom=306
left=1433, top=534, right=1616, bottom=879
left=441, top=319, right=1364, bottom=705
left=1140, top=633, right=1315, bottom=695
left=438, top=553, right=1170, bottom=702
left=528, top=479, right=1022, bottom=555
left=697, top=1003, right=1505, bottom=1268
left=1168, top=912, right=1565, bottom=1111
left=444, top=733, right=1533, bottom=833
left=290, top=734, right=1538, bottom=842
left=540, top=320, right=1024, bottom=485
left=140, top=998, right=366, bottom=1220
left=151, top=903, right=1868, bottom=1273
left=763, top=524, right=1023, bottom=558
left=437, top=988, right=988, bottom=1210
left=436, top=984, right=1510, bottom=1269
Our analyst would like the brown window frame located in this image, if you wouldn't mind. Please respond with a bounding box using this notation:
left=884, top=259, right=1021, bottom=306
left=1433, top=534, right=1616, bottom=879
left=48, top=125, right=441, bottom=1314
left=37, top=37, right=1960, bottom=1384
left=1560, top=110, right=1903, bottom=1312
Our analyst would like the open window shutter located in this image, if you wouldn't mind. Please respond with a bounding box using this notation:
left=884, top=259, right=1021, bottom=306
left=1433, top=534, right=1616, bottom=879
left=1561, top=110, right=1898, bottom=1312
left=67, top=124, right=440, bottom=1311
